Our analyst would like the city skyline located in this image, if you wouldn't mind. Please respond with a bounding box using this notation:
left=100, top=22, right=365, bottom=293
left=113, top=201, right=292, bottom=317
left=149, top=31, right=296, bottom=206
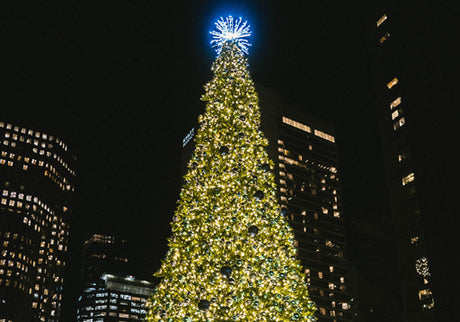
left=1, top=1, right=458, bottom=320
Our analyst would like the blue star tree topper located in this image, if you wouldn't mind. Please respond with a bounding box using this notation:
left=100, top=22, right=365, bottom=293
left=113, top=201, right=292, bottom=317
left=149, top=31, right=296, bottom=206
left=210, top=16, right=252, bottom=55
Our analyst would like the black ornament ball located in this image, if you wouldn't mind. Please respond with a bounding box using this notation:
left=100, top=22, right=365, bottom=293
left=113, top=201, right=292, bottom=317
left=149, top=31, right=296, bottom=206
left=219, top=146, right=229, bottom=155
left=220, top=266, right=232, bottom=278
left=254, top=190, right=264, bottom=201
left=248, top=225, right=259, bottom=237
left=260, top=163, right=271, bottom=172
left=198, top=299, right=210, bottom=311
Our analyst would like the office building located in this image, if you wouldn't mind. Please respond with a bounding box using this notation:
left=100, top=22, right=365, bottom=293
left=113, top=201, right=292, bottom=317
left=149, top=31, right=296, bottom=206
left=260, top=89, right=352, bottom=322
left=0, top=120, right=76, bottom=321
left=76, top=233, right=153, bottom=321
left=366, top=8, right=436, bottom=320
left=76, top=273, right=153, bottom=322
left=79, top=233, right=130, bottom=284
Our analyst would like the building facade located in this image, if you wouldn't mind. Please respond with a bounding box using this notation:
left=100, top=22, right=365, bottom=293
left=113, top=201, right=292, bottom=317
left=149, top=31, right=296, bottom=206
left=259, top=90, right=352, bottom=322
left=0, top=121, right=76, bottom=321
left=76, top=273, right=153, bottom=322
left=79, top=234, right=130, bottom=284
left=368, top=8, right=436, bottom=320
left=76, top=233, right=153, bottom=321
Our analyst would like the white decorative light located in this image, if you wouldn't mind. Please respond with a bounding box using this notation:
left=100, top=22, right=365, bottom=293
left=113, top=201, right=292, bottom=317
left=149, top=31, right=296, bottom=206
left=210, top=16, right=252, bottom=55
left=415, top=257, right=430, bottom=277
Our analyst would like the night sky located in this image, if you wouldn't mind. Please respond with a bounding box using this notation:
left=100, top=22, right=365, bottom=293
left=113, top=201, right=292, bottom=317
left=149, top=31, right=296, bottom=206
left=1, top=1, right=459, bottom=320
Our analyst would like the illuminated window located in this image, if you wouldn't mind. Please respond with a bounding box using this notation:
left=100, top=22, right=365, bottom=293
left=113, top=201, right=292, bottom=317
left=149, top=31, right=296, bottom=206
left=411, top=236, right=419, bottom=245
left=423, top=299, right=435, bottom=310
left=387, top=77, right=398, bottom=89
left=402, top=172, right=415, bottom=186
left=398, top=154, right=406, bottom=162
left=418, top=289, right=432, bottom=300
left=391, top=110, right=400, bottom=120
left=377, top=14, right=388, bottom=27
left=318, top=272, right=323, bottom=279
left=282, top=116, right=311, bottom=133
left=379, top=32, right=391, bottom=44
left=329, top=266, right=334, bottom=272
left=314, top=129, right=335, bottom=143
left=390, top=97, right=402, bottom=109
left=393, top=117, right=405, bottom=130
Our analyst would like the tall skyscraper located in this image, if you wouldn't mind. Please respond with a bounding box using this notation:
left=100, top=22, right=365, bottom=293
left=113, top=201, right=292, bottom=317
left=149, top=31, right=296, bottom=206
left=0, top=121, right=76, bottom=321
left=76, top=233, right=153, bottom=322
left=79, top=234, right=130, bottom=284
left=181, top=87, right=352, bottom=321
left=366, top=8, right=436, bottom=320
left=259, top=89, right=352, bottom=322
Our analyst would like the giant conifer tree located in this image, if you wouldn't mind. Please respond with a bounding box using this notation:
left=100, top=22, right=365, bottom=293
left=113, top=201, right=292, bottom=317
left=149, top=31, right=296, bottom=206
left=147, top=16, right=316, bottom=321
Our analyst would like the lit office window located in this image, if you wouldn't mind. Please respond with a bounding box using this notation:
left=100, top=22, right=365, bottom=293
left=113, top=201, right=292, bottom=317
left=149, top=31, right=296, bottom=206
left=390, top=97, right=402, bottom=109
left=377, top=14, right=388, bottom=27
left=387, top=77, right=398, bottom=89
left=314, top=129, right=335, bottom=143
left=402, top=173, right=415, bottom=186
left=418, top=289, right=432, bottom=300
left=391, top=109, right=401, bottom=120
left=379, top=32, right=390, bottom=43
left=282, top=116, right=311, bottom=133
left=393, top=117, right=405, bottom=130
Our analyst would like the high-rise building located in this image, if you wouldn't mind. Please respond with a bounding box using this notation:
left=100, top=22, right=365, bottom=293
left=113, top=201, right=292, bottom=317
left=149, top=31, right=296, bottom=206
left=366, top=8, right=436, bottom=320
left=0, top=120, right=76, bottom=321
left=181, top=87, right=352, bottom=321
left=259, top=89, right=352, bottom=322
left=79, top=234, right=130, bottom=284
left=76, top=273, right=153, bottom=322
left=76, top=233, right=153, bottom=321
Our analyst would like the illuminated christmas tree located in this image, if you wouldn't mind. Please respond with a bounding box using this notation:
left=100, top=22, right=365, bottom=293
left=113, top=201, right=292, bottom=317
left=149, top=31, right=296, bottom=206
left=147, top=16, right=316, bottom=321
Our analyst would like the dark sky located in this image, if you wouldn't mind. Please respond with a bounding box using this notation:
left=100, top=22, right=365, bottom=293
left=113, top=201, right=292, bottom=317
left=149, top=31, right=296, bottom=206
left=2, top=0, right=459, bottom=319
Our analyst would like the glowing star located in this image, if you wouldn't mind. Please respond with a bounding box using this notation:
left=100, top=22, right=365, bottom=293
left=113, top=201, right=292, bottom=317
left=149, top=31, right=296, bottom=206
left=210, top=16, right=252, bottom=55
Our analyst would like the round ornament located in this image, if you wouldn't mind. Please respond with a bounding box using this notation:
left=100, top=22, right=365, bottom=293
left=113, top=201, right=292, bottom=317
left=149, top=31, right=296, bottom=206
left=254, top=190, right=264, bottom=201
left=248, top=225, right=259, bottom=237
left=198, top=299, right=210, bottom=311
left=220, top=266, right=232, bottom=278
left=219, top=146, right=230, bottom=155
left=260, top=163, right=271, bottom=172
